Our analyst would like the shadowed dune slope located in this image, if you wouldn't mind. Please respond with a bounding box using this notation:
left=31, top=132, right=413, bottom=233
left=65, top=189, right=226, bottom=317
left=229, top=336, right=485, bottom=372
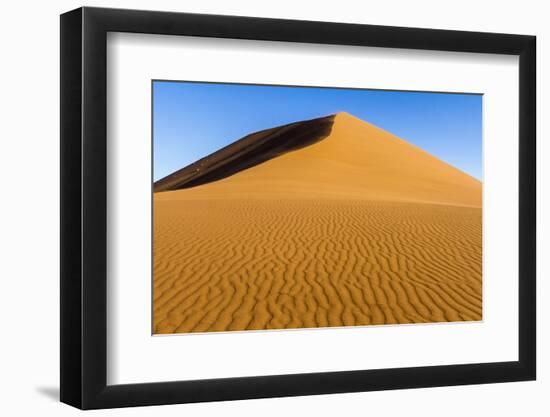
left=154, top=114, right=335, bottom=192
left=153, top=112, right=482, bottom=334
left=155, top=112, right=481, bottom=207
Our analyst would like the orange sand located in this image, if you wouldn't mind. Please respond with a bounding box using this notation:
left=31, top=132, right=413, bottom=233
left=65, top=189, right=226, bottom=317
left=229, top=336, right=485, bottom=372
left=153, top=113, right=482, bottom=334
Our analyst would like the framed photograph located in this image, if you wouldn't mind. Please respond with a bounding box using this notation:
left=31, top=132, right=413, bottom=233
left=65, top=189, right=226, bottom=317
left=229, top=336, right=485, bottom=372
left=60, top=6, right=536, bottom=409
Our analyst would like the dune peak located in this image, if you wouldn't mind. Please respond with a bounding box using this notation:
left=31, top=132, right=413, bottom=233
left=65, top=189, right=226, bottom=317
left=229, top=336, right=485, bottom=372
left=333, top=111, right=382, bottom=129
left=334, top=110, right=354, bottom=116
left=334, top=111, right=359, bottom=120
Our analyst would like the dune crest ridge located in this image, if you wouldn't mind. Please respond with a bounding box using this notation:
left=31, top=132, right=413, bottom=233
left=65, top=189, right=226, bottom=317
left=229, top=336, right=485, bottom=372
left=154, top=114, right=335, bottom=192
left=153, top=112, right=482, bottom=334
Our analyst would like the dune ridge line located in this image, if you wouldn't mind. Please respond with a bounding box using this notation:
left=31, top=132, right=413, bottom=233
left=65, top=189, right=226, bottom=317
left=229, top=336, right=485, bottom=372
left=154, top=114, right=336, bottom=192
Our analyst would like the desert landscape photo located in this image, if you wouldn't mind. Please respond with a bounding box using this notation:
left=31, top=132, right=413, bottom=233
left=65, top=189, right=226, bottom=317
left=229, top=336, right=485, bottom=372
left=152, top=82, right=482, bottom=334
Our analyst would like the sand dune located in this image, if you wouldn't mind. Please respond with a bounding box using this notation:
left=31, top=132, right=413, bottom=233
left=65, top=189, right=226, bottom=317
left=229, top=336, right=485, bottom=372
left=153, top=112, right=482, bottom=334
left=155, top=113, right=481, bottom=207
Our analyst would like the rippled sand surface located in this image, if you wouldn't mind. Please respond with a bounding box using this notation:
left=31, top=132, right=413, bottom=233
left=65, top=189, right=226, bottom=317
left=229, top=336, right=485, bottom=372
left=154, top=200, right=481, bottom=333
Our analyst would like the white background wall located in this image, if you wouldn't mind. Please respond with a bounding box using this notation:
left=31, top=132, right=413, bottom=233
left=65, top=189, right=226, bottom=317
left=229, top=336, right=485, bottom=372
left=0, top=0, right=545, bottom=415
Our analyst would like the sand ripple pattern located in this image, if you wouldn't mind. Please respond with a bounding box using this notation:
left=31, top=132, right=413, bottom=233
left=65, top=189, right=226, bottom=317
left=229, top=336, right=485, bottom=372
left=153, top=199, right=482, bottom=334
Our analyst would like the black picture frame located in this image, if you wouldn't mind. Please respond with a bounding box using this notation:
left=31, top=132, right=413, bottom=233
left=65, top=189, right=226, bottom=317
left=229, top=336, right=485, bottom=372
left=60, top=6, right=536, bottom=410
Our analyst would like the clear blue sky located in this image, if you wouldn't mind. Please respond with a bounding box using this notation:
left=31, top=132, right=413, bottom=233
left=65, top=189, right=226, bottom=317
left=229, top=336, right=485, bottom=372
left=153, top=81, right=482, bottom=181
